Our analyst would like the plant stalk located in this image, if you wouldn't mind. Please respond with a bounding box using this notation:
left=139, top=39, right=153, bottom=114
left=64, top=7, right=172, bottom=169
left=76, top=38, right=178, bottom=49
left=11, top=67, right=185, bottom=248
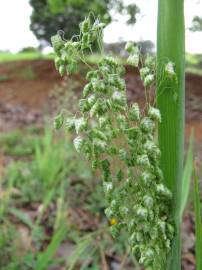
left=157, top=0, right=185, bottom=269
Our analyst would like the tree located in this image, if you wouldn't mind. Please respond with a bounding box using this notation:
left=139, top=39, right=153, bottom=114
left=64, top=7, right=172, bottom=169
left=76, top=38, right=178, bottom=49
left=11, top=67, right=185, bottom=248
left=190, top=16, right=202, bottom=31
left=30, top=0, right=139, bottom=45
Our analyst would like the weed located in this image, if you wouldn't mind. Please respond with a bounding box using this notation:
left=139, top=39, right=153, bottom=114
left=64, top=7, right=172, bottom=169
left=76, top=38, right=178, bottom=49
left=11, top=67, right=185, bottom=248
left=0, top=129, right=39, bottom=157
left=193, top=164, right=202, bottom=270
left=17, top=66, right=37, bottom=80
left=0, top=51, right=49, bottom=63
left=0, top=123, right=136, bottom=269
left=0, top=74, right=11, bottom=82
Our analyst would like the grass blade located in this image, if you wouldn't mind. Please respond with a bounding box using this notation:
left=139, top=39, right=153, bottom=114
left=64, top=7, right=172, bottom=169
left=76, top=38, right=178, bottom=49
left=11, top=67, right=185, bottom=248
left=35, top=224, right=67, bottom=270
left=9, top=207, right=34, bottom=229
left=35, top=188, right=55, bottom=225
left=193, top=164, right=202, bottom=270
left=180, top=130, right=194, bottom=218
left=157, top=0, right=185, bottom=268
left=67, top=235, right=93, bottom=270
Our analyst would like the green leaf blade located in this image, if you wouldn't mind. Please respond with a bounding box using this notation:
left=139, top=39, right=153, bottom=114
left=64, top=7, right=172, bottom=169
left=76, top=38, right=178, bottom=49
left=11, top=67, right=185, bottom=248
left=157, top=0, right=185, bottom=269
left=35, top=224, right=67, bottom=270
left=193, top=165, right=202, bottom=270
left=180, top=130, right=194, bottom=219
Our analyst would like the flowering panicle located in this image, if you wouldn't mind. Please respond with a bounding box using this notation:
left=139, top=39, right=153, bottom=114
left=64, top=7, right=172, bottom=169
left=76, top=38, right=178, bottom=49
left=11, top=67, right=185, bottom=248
left=51, top=16, right=105, bottom=76
left=52, top=16, right=175, bottom=270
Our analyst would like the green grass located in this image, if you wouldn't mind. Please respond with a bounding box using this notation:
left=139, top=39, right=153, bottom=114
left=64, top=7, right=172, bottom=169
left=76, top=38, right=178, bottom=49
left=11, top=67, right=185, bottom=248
left=186, top=53, right=202, bottom=75
left=0, top=125, right=137, bottom=269
left=0, top=129, right=39, bottom=157
left=193, top=165, right=202, bottom=270
left=186, top=53, right=202, bottom=66
left=0, top=52, right=54, bottom=63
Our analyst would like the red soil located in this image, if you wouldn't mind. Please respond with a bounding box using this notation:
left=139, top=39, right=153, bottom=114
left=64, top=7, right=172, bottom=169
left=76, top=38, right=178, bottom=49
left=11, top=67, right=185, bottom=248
left=0, top=59, right=201, bottom=145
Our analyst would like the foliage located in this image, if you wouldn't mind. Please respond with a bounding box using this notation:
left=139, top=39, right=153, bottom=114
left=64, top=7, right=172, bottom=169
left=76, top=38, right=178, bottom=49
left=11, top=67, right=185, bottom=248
left=193, top=164, right=202, bottom=270
left=180, top=131, right=194, bottom=219
left=35, top=223, right=67, bottom=270
left=0, top=127, right=83, bottom=268
left=29, top=0, right=139, bottom=45
left=34, top=127, right=68, bottom=189
left=30, top=0, right=108, bottom=45
left=186, top=53, right=202, bottom=76
left=1, top=128, right=73, bottom=202
left=51, top=15, right=180, bottom=269
left=0, top=51, right=45, bottom=63
left=125, top=4, right=140, bottom=24
left=0, top=129, right=39, bottom=157
left=19, top=47, right=39, bottom=53
left=0, top=125, right=139, bottom=269
left=0, top=222, right=21, bottom=269
left=190, top=16, right=202, bottom=32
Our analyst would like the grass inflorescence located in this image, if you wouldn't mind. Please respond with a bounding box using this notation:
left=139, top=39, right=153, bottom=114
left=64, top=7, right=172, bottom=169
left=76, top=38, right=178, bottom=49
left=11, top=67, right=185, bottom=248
left=51, top=15, right=180, bottom=269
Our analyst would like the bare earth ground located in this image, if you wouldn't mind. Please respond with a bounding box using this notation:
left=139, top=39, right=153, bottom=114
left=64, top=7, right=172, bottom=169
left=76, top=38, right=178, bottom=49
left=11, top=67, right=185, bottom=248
left=0, top=60, right=201, bottom=269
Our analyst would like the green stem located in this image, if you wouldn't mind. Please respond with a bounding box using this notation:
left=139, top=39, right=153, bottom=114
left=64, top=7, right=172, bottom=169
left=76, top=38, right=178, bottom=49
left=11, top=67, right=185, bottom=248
left=157, top=0, right=185, bottom=269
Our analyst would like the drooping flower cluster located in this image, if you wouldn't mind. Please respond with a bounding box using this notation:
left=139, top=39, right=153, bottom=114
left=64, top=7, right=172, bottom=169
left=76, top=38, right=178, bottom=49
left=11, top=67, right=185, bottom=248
left=51, top=17, right=105, bottom=76
left=52, top=17, right=175, bottom=270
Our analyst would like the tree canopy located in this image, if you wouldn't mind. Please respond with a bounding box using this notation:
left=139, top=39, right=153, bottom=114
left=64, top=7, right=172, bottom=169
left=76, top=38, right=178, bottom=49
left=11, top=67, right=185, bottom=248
left=29, top=0, right=139, bottom=45
left=190, top=16, right=202, bottom=32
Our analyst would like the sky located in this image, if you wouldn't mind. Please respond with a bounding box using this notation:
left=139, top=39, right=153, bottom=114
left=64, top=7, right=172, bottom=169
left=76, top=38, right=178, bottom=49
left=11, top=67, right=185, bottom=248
left=0, top=0, right=202, bottom=53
